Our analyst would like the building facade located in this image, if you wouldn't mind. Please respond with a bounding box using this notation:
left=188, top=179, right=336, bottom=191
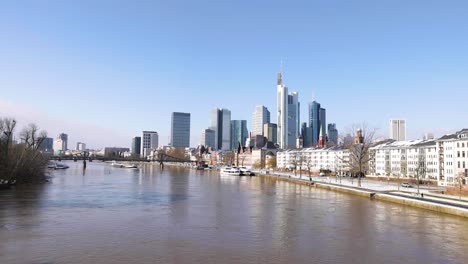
left=211, top=108, right=231, bottom=150
left=287, top=92, right=300, bottom=149
left=39, top=137, right=53, bottom=153
left=201, top=128, right=216, bottom=149
left=277, top=71, right=288, bottom=149
left=309, top=101, right=325, bottom=146
left=53, top=133, right=68, bottom=154
left=141, top=131, right=158, bottom=157
left=263, top=123, right=278, bottom=144
left=389, top=119, right=406, bottom=141
left=171, top=112, right=191, bottom=148
left=131, top=136, right=141, bottom=155
left=252, top=105, right=270, bottom=136
left=76, top=142, right=86, bottom=151
left=328, top=123, right=338, bottom=145
left=277, top=147, right=350, bottom=174
left=231, top=120, right=248, bottom=150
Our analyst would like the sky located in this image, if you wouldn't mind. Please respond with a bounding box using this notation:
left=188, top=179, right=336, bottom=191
left=0, top=0, right=467, bottom=149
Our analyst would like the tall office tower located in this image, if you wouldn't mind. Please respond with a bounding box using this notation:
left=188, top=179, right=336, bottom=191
left=53, top=133, right=68, bottom=153
left=201, top=128, right=216, bottom=149
left=263, top=123, right=278, bottom=144
left=320, top=108, right=326, bottom=141
left=141, top=131, right=158, bottom=157
left=389, top=119, right=406, bottom=141
left=287, top=92, right=300, bottom=149
left=131, top=137, right=141, bottom=155
left=211, top=108, right=231, bottom=150
left=231, top=120, right=248, bottom=150
left=277, top=70, right=288, bottom=149
left=301, top=122, right=313, bottom=147
left=170, top=112, right=191, bottom=148
left=328, top=123, right=338, bottom=145
left=309, top=101, right=321, bottom=146
left=76, top=142, right=86, bottom=151
left=252, top=105, right=270, bottom=136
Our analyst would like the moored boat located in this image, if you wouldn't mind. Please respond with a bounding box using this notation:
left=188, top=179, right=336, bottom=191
left=220, top=167, right=242, bottom=176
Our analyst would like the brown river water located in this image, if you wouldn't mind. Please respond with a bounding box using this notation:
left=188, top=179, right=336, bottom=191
left=0, top=161, right=467, bottom=264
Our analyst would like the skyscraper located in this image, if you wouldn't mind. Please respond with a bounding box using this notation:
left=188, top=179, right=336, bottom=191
left=301, top=122, right=313, bottom=147
left=287, top=92, right=300, bottom=148
left=328, top=123, right=338, bottom=145
left=141, top=131, right=158, bottom=157
left=320, top=107, right=326, bottom=141
left=53, top=133, right=68, bottom=154
left=171, top=112, right=191, bottom=148
left=389, top=119, right=406, bottom=141
left=131, top=137, right=141, bottom=155
left=252, top=105, right=270, bottom=136
left=201, top=129, right=215, bottom=149
left=309, top=101, right=321, bottom=146
left=210, top=108, right=231, bottom=150
left=230, top=120, right=248, bottom=150
left=277, top=70, right=288, bottom=149
left=76, top=142, right=86, bottom=151
left=263, top=123, right=278, bottom=144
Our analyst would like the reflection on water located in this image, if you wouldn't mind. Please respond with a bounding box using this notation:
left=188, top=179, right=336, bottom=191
left=0, top=161, right=467, bottom=264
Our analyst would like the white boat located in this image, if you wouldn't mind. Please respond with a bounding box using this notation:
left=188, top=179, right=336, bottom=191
left=239, top=167, right=255, bottom=176
left=48, top=162, right=69, bottom=170
left=220, top=167, right=242, bottom=176
left=111, top=162, right=138, bottom=169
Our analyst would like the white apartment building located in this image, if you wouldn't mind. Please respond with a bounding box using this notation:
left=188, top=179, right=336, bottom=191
left=369, top=129, right=468, bottom=186
left=370, top=139, right=439, bottom=180
left=141, top=131, right=158, bottom=158
left=437, top=129, right=468, bottom=186
left=277, top=147, right=350, bottom=174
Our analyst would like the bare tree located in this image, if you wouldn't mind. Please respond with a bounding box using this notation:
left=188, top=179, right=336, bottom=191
left=305, top=156, right=313, bottom=181
left=339, top=123, right=377, bottom=187
left=414, top=149, right=426, bottom=195
left=297, top=153, right=305, bottom=179
left=456, top=170, right=466, bottom=201
left=399, top=160, right=407, bottom=191
left=289, top=152, right=298, bottom=177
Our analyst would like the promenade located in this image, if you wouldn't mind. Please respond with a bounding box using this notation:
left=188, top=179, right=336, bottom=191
left=256, top=170, right=468, bottom=217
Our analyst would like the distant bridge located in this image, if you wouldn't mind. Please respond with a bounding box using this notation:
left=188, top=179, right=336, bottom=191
left=49, top=153, right=196, bottom=164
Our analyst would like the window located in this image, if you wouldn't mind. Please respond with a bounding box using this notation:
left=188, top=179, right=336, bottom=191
left=458, top=151, right=460, bottom=158
left=458, top=161, right=461, bottom=168
left=464, top=151, right=466, bottom=158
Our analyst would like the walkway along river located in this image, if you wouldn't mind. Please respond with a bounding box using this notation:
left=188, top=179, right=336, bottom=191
left=0, top=161, right=467, bottom=264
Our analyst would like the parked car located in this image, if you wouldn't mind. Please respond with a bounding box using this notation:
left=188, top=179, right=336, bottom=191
left=401, top=182, right=412, bottom=188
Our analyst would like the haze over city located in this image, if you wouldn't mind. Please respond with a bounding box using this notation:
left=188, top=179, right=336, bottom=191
left=1, top=0, right=467, bottom=148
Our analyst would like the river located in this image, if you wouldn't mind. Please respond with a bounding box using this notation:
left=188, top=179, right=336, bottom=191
left=0, top=161, right=467, bottom=264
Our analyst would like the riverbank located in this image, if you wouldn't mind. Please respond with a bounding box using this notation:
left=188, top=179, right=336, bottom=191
left=257, top=172, right=468, bottom=218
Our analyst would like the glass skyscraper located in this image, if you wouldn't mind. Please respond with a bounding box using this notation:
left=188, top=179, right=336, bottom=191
left=171, top=112, right=191, bottom=148
left=230, top=120, right=248, bottom=150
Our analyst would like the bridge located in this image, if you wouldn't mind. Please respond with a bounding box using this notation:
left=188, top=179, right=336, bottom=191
left=49, top=153, right=196, bottom=164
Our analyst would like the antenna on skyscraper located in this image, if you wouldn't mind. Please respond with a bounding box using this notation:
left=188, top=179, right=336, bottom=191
left=311, top=90, right=316, bottom=101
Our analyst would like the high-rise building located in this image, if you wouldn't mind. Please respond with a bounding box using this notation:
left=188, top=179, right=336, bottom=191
left=287, top=92, right=300, bottom=149
left=141, top=131, right=158, bottom=157
left=277, top=70, right=288, bottom=149
left=131, top=137, right=141, bottom=155
left=170, top=112, right=191, bottom=148
left=320, top=107, right=326, bottom=140
left=301, top=122, right=313, bottom=147
left=252, top=105, right=270, bottom=136
left=210, top=108, right=231, bottom=150
left=263, top=123, right=278, bottom=144
left=231, top=120, right=248, bottom=150
left=309, top=101, right=321, bottom=146
left=201, top=129, right=215, bottom=149
left=53, top=133, right=68, bottom=154
left=39, top=137, right=53, bottom=153
left=328, top=123, right=338, bottom=145
left=76, top=142, right=86, bottom=151
left=389, top=119, right=406, bottom=141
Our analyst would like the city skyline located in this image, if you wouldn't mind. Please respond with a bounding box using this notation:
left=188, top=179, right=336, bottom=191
left=1, top=1, right=466, bottom=148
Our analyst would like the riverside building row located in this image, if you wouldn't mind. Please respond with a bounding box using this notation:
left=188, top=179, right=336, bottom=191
left=276, top=129, right=468, bottom=186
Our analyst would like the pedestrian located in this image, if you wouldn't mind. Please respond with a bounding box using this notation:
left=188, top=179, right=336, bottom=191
left=421, top=193, right=424, bottom=198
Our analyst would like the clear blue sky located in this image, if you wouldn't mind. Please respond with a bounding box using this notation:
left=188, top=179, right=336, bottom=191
left=0, top=0, right=467, bottom=148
